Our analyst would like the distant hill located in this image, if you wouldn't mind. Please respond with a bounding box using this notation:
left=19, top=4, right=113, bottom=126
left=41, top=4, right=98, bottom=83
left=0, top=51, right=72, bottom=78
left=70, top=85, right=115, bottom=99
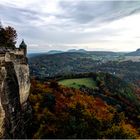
left=67, top=49, right=87, bottom=53
left=47, top=50, right=64, bottom=54
left=28, top=53, right=46, bottom=58
left=29, top=51, right=119, bottom=78
left=126, top=49, right=140, bottom=56
left=29, top=49, right=119, bottom=57
left=47, top=49, right=87, bottom=54
left=67, top=49, right=77, bottom=52
left=28, top=49, right=140, bottom=57
left=28, top=49, right=87, bottom=56
left=29, top=51, right=140, bottom=86
left=77, top=49, right=87, bottom=52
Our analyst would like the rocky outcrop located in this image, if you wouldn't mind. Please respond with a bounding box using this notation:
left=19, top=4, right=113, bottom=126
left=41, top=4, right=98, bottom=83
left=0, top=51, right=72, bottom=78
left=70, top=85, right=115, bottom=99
left=14, top=63, right=30, bottom=104
left=0, top=45, right=31, bottom=138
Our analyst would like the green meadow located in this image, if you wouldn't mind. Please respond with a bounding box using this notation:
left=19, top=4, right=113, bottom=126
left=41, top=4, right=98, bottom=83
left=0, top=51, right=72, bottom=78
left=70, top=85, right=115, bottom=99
left=58, top=77, right=96, bottom=89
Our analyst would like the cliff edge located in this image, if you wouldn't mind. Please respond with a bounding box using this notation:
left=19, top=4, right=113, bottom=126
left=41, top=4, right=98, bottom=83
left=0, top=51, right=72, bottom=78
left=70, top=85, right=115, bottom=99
left=0, top=41, right=31, bottom=138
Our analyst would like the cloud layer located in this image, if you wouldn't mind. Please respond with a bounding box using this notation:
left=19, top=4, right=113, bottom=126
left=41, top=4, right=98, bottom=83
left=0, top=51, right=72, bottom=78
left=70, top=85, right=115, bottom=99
left=0, top=0, right=140, bottom=52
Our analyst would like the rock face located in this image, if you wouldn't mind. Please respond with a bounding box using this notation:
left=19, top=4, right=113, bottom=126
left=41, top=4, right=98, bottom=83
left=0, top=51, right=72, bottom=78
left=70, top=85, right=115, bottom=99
left=14, top=63, right=30, bottom=104
left=0, top=45, right=31, bottom=138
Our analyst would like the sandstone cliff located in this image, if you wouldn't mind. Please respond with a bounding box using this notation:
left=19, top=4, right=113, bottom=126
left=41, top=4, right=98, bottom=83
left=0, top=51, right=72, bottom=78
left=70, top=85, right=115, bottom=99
left=0, top=46, right=31, bottom=138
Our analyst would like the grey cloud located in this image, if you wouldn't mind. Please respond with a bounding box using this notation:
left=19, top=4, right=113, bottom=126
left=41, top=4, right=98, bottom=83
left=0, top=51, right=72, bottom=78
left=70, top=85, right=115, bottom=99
left=0, top=4, right=43, bottom=26
left=58, top=1, right=140, bottom=24
left=2, top=1, right=140, bottom=30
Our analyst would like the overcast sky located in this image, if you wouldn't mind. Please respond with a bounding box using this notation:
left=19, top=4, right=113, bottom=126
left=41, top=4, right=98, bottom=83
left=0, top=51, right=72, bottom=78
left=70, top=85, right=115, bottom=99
left=0, top=0, right=140, bottom=53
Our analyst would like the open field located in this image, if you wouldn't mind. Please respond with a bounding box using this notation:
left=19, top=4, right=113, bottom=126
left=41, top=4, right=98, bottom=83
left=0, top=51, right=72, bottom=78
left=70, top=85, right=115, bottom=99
left=58, top=77, right=96, bottom=89
left=121, top=56, right=140, bottom=62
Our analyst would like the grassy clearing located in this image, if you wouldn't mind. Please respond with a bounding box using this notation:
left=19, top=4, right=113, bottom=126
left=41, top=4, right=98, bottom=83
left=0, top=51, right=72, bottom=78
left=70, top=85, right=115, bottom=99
left=58, top=77, right=96, bottom=89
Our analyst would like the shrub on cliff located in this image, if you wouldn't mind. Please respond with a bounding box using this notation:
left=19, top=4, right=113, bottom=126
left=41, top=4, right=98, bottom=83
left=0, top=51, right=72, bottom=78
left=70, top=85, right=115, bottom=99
left=0, top=24, right=17, bottom=48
